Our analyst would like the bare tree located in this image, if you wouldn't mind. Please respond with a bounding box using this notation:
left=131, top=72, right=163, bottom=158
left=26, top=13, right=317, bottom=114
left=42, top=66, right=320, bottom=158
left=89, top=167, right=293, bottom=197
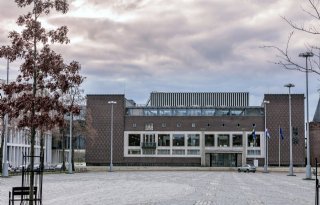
left=61, top=84, right=85, bottom=172
left=264, top=0, right=320, bottom=74
left=0, top=1, right=83, bottom=203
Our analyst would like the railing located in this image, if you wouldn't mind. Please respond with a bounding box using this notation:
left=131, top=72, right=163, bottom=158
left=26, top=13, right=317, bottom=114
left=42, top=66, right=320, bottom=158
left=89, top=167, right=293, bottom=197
left=141, top=142, right=157, bottom=149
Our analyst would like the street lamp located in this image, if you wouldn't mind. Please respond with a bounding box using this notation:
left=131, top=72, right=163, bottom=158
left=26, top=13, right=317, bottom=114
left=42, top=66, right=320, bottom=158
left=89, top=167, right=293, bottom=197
left=2, top=59, right=9, bottom=177
left=263, top=100, right=270, bottom=173
left=68, top=111, right=73, bottom=174
left=108, top=101, right=117, bottom=172
left=284, top=83, right=295, bottom=176
left=299, top=51, right=314, bottom=179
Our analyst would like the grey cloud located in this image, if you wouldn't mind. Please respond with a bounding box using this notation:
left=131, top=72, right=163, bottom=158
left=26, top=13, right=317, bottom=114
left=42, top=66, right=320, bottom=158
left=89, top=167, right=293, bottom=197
left=1, top=0, right=318, bottom=112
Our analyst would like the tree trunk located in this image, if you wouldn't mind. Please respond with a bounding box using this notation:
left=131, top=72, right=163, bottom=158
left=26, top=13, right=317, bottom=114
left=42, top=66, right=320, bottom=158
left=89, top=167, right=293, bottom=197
left=0, top=117, right=4, bottom=173
left=29, top=1, right=37, bottom=203
left=72, top=136, right=75, bottom=171
left=29, top=127, right=36, bottom=204
left=40, top=129, right=44, bottom=170
left=61, top=128, right=66, bottom=171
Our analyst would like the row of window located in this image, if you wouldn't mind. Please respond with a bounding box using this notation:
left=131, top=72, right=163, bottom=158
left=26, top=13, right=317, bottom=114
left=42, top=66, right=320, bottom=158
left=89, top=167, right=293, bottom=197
left=127, top=148, right=261, bottom=157
left=126, top=107, right=263, bottom=117
left=128, top=149, right=201, bottom=156
left=128, top=133, right=261, bottom=148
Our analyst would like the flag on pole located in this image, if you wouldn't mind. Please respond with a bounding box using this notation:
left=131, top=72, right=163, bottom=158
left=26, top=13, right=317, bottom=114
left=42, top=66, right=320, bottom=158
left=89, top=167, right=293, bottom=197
left=265, top=128, right=270, bottom=139
left=252, top=127, right=256, bottom=140
left=279, top=127, right=284, bottom=140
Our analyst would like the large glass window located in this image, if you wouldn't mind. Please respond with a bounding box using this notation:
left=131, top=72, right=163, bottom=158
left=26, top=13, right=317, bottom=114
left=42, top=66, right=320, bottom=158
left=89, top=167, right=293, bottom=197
left=205, top=134, right=215, bottom=147
left=187, top=134, right=200, bottom=146
left=232, top=134, right=242, bottom=147
left=172, top=134, right=185, bottom=146
left=128, top=134, right=140, bottom=146
left=144, top=109, right=157, bottom=116
left=158, top=134, right=170, bottom=146
left=247, top=134, right=260, bottom=147
left=218, top=134, right=230, bottom=147
left=142, top=134, right=156, bottom=148
left=143, top=134, right=155, bottom=143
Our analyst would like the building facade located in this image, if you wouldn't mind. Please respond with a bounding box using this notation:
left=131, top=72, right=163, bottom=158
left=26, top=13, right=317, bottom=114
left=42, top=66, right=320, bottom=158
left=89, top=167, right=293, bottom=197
left=310, top=95, right=320, bottom=166
left=86, top=92, right=305, bottom=167
left=4, top=126, right=52, bottom=168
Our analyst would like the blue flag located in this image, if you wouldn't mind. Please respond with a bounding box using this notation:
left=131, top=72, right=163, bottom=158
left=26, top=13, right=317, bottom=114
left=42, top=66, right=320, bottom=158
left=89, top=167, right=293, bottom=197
left=252, top=128, right=256, bottom=140
left=265, top=128, right=270, bottom=139
left=279, top=127, right=284, bottom=140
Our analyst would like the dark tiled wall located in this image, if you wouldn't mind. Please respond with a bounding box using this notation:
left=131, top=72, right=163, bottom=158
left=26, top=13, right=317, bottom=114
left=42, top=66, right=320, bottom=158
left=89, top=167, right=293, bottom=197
left=310, top=122, right=320, bottom=166
left=86, top=95, right=125, bottom=165
left=264, top=94, right=305, bottom=166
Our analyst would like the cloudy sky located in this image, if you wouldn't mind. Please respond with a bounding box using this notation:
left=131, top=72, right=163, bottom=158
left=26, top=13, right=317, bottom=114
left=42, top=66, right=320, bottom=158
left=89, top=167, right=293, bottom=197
left=0, top=0, right=320, bottom=117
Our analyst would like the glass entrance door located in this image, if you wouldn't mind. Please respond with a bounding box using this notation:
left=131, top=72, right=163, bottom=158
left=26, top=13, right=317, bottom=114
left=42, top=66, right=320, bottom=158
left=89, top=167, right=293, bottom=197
left=210, top=153, right=239, bottom=167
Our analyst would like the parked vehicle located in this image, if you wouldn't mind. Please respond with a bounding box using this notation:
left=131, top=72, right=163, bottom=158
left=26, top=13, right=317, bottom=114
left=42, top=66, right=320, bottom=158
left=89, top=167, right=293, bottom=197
left=238, top=164, right=256, bottom=173
left=54, top=164, right=63, bottom=170
left=54, top=163, right=69, bottom=171
left=44, top=164, right=55, bottom=171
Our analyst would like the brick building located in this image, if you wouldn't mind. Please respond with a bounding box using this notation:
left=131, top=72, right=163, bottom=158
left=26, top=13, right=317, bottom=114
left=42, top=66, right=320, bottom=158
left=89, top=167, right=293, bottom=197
left=86, top=92, right=305, bottom=167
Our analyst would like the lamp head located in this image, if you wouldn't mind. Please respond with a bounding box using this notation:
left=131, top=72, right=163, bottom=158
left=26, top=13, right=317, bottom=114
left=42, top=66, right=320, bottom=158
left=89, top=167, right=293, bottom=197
left=284, top=83, right=295, bottom=88
left=299, top=52, right=314, bottom=58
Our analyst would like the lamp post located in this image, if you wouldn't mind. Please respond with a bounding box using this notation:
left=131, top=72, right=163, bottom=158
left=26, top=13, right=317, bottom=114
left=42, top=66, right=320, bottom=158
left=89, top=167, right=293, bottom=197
left=2, top=59, right=9, bottom=177
left=263, top=100, right=270, bottom=173
left=299, top=51, right=314, bottom=179
left=108, top=101, right=116, bottom=172
left=68, top=112, right=73, bottom=174
left=285, top=83, right=295, bottom=176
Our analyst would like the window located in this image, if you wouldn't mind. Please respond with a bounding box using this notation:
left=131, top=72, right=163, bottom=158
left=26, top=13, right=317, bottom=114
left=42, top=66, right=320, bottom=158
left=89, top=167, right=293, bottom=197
left=145, top=123, right=153, bottom=131
left=187, top=149, right=200, bottom=155
left=247, top=150, right=261, bottom=155
left=128, top=149, right=141, bottom=155
left=142, top=149, right=155, bottom=155
left=218, top=134, right=230, bottom=147
left=172, top=149, right=185, bottom=155
left=157, top=149, right=170, bottom=155
left=172, top=134, right=185, bottom=146
left=132, top=123, right=137, bottom=128
left=128, top=134, right=140, bottom=146
left=247, top=134, right=260, bottom=147
left=161, top=122, right=166, bottom=128
left=187, top=134, right=200, bottom=146
left=143, top=134, right=155, bottom=143
left=232, top=134, right=242, bottom=147
left=205, top=134, right=215, bottom=147
left=191, top=123, right=196, bottom=128
left=177, top=123, right=181, bottom=127
left=158, top=134, right=170, bottom=146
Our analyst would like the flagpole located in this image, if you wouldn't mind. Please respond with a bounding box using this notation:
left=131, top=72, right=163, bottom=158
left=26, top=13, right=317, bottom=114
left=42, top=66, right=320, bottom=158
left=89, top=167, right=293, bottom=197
left=279, top=125, right=281, bottom=167
left=263, top=100, right=269, bottom=173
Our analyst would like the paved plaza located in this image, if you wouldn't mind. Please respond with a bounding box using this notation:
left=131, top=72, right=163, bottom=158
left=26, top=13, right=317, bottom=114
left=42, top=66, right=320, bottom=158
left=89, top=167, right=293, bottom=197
left=0, top=170, right=317, bottom=205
